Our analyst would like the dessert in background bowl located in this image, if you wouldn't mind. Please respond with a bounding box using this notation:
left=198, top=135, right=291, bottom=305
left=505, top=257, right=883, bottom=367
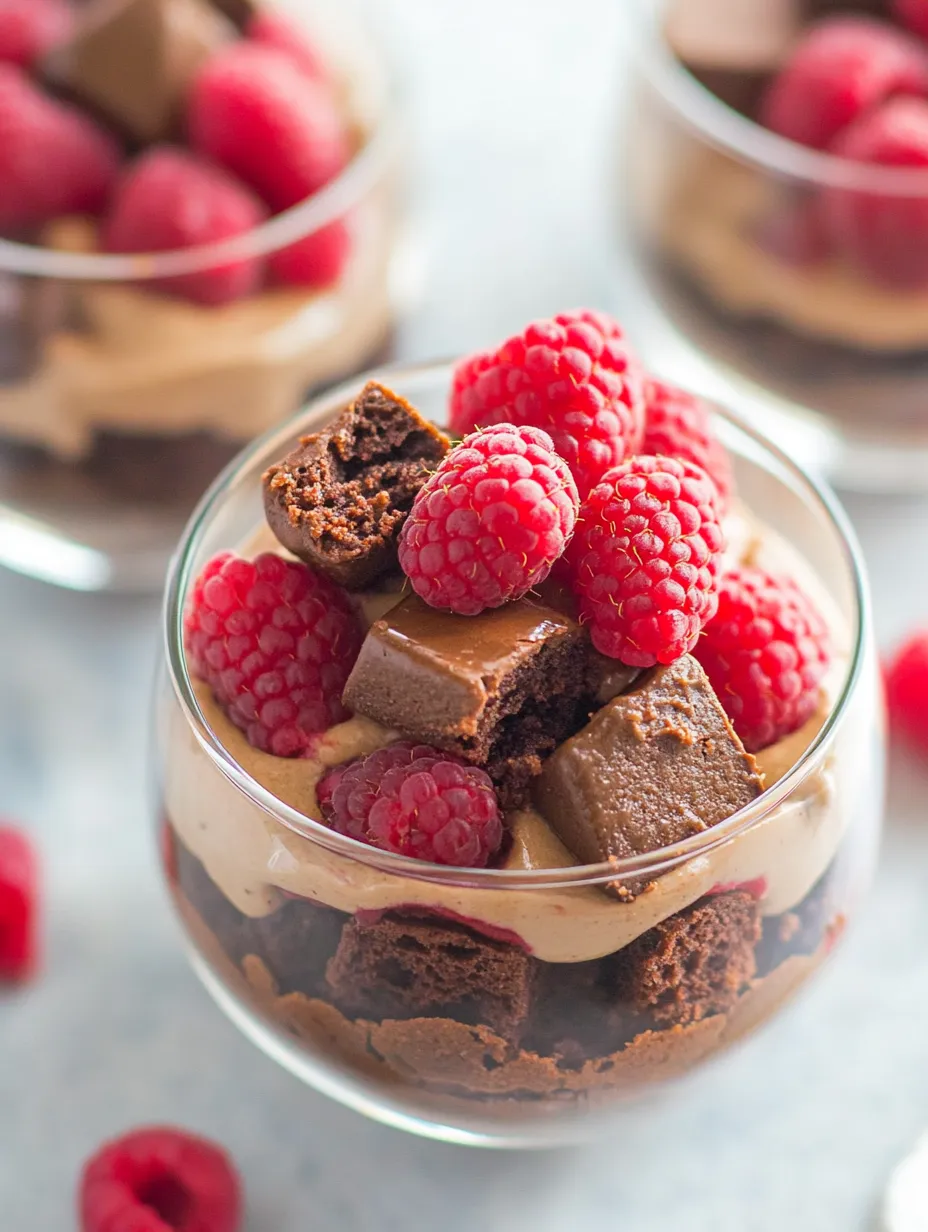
left=0, top=0, right=401, bottom=591
left=155, top=313, right=883, bottom=1147
left=618, top=0, right=928, bottom=492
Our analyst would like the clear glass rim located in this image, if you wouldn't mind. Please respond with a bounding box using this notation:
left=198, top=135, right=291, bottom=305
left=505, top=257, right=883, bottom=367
left=162, top=358, right=871, bottom=893
left=0, top=40, right=402, bottom=282
left=633, top=0, right=928, bottom=195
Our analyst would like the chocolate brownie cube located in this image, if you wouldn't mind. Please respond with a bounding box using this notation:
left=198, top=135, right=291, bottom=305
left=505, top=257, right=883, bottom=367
left=325, top=912, right=536, bottom=1044
left=251, top=896, right=349, bottom=1000
left=263, top=381, right=450, bottom=590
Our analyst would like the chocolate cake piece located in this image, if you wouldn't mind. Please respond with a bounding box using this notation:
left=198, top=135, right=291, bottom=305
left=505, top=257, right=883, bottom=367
left=251, top=896, right=348, bottom=1000
left=609, top=891, right=761, bottom=1027
left=325, top=913, right=536, bottom=1043
left=533, top=655, right=763, bottom=889
left=173, top=836, right=258, bottom=967
left=342, top=594, right=592, bottom=806
left=263, top=381, right=450, bottom=591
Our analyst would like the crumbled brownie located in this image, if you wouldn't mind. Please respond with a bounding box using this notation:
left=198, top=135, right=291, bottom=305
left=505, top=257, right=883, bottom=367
left=263, top=381, right=450, bottom=590
left=754, top=865, right=833, bottom=977
left=325, top=912, right=536, bottom=1044
left=533, top=655, right=763, bottom=893
left=251, top=896, right=348, bottom=1000
left=608, top=891, right=761, bottom=1026
left=342, top=594, right=593, bottom=807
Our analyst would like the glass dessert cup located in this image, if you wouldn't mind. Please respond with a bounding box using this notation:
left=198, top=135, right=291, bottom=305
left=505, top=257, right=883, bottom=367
left=616, top=0, right=928, bottom=493
left=155, top=359, right=884, bottom=1149
left=0, top=0, right=402, bottom=593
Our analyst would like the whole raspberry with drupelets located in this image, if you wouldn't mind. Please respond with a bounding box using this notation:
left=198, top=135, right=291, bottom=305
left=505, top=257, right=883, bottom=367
left=317, top=743, right=503, bottom=868
left=183, top=551, right=362, bottom=757
left=642, top=378, right=734, bottom=513
left=568, top=454, right=726, bottom=668
left=448, top=309, right=646, bottom=499
left=398, top=422, right=579, bottom=616
left=80, top=1126, right=241, bottom=1232
left=695, top=566, right=831, bottom=753
left=885, top=631, right=928, bottom=756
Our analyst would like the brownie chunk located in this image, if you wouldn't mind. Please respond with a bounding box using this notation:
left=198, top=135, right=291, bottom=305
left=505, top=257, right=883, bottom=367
left=251, top=897, right=348, bottom=1000
left=342, top=594, right=592, bottom=806
left=263, top=381, right=450, bottom=590
left=533, top=655, right=763, bottom=883
left=325, top=913, right=536, bottom=1043
left=609, top=892, right=761, bottom=1027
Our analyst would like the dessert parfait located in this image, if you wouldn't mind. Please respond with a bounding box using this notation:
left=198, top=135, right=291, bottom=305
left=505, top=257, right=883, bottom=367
left=622, top=0, right=928, bottom=489
left=0, top=0, right=398, bottom=589
left=157, top=311, right=883, bottom=1146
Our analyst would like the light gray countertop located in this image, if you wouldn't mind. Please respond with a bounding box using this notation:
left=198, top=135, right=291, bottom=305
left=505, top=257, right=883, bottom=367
left=3, top=2, right=928, bottom=1228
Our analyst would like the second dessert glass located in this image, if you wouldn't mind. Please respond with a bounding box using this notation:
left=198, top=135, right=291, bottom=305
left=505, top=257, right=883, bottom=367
left=616, top=0, right=928, bottom=492
left=154, top=359, right=884, bottom=1148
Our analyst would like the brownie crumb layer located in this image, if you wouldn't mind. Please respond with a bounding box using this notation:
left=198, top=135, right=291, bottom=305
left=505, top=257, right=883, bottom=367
left=263, top=381, right=450, bottom=590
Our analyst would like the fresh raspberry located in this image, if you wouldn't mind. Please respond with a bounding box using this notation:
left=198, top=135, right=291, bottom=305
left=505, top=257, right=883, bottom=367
left=80, top=1126, right=240, bottom=1232
left=886, top=632, right=928, bottom=755
left=183, top=552, right=362, bottom=757
left=246, top=9, right=328, bottom=82
left=0, top=65, right=119, bottom=233
left=317, top=743, right=503, bottom=867
left=189, top=43, right=350, bottom=213
left=268, top=218, right=351, bottom=288
left=894, top=0, right=928, bottom=42
left=568, top=455, right=725, bottom=668
left=0, top=0, right=71, bottom=68
left=760, top=17, right=928, bottom=150
left=695, top=566, right=831, bottom=753
left=642, top=379, right=734, bottom=512
left=101, top=147, right=267, bottom=306
left=448, top=310, right=646, bottom=499
left=823, top=96, right=928, bottom=288
left=397, top=423, right=579, bottom=616
left=0, top=826, right=38, bottom=983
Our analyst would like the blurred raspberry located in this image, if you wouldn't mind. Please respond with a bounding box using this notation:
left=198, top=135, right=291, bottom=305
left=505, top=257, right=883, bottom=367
left=894, top=0, right=928, bottom=41
left=0, top=0, right=71, bottom=68
left=0, top=826, right=38, bottom=983
left=642, top=378, right=734, bottom=512
left=246, top=9, right=328, bottom=81
left=268, top=218, right=351, bottom=288
left=886, top=631, right=928, bottom=755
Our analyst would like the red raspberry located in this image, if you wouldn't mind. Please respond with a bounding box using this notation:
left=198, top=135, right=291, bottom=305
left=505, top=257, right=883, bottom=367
left=695, top=566, right=831, bottom=753
left=823, top=96, right=928, bottom=288
left=102, top=147, right=267, bottom=306
left=642, top=379, right=734, bottom=512
left=886, top=632, right=928, bottom=755
left=246, top=9, right=328, bottom=82
left=183, top=552, right=362, bottom=757
left=894, top=0, right=928, bottom=41
left=80, top=1126, right=240, bottom=1232
left=189, top=43, right=350, bottom=213
left=448, top=310, right=646, bottom=499
left=397, top=423, right=579, bottom=616
left=268, top=218, right=351, bottom=288
left=0, top=826, right=38, bottom=983
left=0, top=0, right=71, bottom=68
left=760, top=17, right=928, bottom=150
left=0, top=65, right=119, bottom=233
left=317, top=743, right=503, bottom=867
left=568, top=455, right=725, bottom=668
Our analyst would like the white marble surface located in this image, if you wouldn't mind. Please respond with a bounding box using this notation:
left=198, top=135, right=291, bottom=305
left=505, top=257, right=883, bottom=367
left=3, top=2, right=928, bottom=1228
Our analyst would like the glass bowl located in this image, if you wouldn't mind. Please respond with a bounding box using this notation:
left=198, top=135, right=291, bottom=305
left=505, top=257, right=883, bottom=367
left=155, top=359, right=884, bottom=1148
left=615, top=0, right=928, bottom=493
left=0, top=0, right=403, bottom=593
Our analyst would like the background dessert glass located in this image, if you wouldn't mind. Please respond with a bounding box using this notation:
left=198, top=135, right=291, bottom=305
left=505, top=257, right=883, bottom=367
left=0, top=0, right=402, bottom=593
left=615, top=0, right=928, bottom=494
left=155, top=359, right=884, bottom=1149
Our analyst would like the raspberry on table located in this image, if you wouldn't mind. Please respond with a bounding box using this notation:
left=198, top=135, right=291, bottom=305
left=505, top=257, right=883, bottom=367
left=642, top=379, right=734, bottom=512
left=397, top=422, right=579, bottom=615
left=317, top=743, right=504, bottom=867
left=268, top=217, right=351, bottom=288
left=886, top=632, right=928, bottom=755
left=568, top=454, right=726, bottom=668
left=695, top=566, right=831, bottom=753
left=0, top=0, right=71, bottom=69
left=80, top=1126, right=241, bottom=1232
left=246, top=9, right=328, bottom=82
left=102, top=147, right=267, bottom=306
left=189, top=42, right=351, bottom=213
left=0, top=826, right=38, bottom=983
left=183, top=552, right=363, bottom=757
left=760, top=17, right=928, bottom=150
left=448, top=309, right=646, bottom=499
left=824, top=96, right=928, bottom=288
left=0, top=65, right=119, bottom=232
